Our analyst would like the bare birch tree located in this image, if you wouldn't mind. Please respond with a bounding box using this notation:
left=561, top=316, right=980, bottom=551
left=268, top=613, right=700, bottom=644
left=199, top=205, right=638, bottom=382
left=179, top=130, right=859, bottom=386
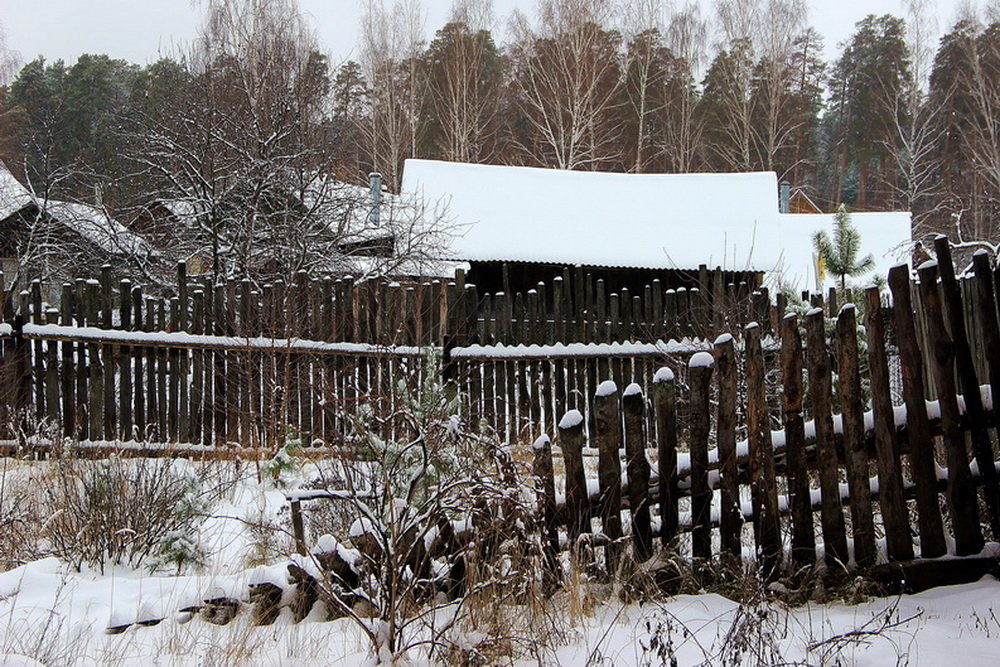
left=360, top=0, right=427, bottom=190
left=508, top=0, right=624, bottom=170
left=419, top=0, right=502, bottom=163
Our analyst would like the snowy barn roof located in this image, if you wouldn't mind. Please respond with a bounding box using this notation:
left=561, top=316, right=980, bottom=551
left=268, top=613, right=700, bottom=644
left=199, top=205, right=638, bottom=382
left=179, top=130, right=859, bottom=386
left=0, top=162, right=34, bottom=221
left=775, top=212, right=911, bottom=291
left=41, top=200, right=149, bottom=255
left=401, top=159, right=782, bottom=272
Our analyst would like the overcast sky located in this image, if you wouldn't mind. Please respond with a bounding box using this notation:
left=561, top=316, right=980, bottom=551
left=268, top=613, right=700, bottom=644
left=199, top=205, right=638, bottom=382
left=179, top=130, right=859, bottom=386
left=0, top=0, right=973, bottom=73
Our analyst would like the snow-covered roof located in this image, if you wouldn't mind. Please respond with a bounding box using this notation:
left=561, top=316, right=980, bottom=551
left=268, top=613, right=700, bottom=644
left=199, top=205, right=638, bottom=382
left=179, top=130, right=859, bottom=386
left=401, top=159, right=782, bottom=271
left=774, top=212, right=911, bottom=291
left=41, top=200, right=149, bottom=255
left=0, top=163, right=34, bottom=221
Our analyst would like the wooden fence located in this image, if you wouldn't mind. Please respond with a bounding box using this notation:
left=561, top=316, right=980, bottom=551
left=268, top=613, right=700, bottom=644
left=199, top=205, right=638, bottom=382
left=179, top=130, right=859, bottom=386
left=524, top=270, right=1000, bottom=577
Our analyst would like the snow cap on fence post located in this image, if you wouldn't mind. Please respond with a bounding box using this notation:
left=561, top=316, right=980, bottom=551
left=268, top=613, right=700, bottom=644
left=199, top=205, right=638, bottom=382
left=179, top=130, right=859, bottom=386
left=595, top=380, right=618, bottom=397
left=688, top=351, right=714, bottom=368
left=653, top=366, right=674, bottom=383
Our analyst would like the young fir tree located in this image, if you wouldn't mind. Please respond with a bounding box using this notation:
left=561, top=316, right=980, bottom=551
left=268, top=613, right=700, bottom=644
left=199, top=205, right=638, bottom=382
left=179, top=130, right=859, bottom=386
left=812, top=204, right=876, bottom=292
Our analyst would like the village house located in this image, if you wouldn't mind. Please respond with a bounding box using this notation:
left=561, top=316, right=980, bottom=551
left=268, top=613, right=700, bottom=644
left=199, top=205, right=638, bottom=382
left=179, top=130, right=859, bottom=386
left=0, top=162, right=149, bottom=301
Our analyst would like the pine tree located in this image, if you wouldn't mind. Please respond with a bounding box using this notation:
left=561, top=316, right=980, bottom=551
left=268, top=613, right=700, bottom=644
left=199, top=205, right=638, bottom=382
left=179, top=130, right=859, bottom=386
left=812, top=204, right=876, bottom=292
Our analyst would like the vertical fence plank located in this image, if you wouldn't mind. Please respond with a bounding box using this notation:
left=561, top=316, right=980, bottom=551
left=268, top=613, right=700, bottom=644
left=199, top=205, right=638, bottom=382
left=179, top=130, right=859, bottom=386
left=558, top=409, right=589, bottom=548
left=623, top=384, right=652, bottom=561
left=918, top=262, right=984, bottom=556
left=864, top=287, right=915, bottom=562
left=688, top=354, right=713, bottom=561
left=780, top=314, right=814, bottom=566
left=653, top=367, right=678, bottom=547
left=59, top=284, right=75, bottom=439
left=746, top=323, right=781, bottom=577
left=805, top=309, right=849, bottom=568
left=934, top=238, right=1000, bottom=536
left=714, top=334, right=742, bottom=560
left=836, top=305, right=876, bottom=568
left=532, top=434, right=560, bottom=584
left=594, top=381, right=623, bottom=572
left=887, top=265, right=945, bottom=557
left=972, top=252, right=1000, bottom=458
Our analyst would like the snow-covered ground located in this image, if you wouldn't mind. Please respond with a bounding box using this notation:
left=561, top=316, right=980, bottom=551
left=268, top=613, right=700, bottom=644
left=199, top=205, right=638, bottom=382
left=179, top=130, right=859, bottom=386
left=1, top=457, right=999, bottom=665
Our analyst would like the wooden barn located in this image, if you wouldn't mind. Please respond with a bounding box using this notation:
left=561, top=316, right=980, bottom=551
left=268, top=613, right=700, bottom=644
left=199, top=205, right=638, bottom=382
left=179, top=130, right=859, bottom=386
left=0, top=162, right=148, bottom=298
left=401, top=160, right=912, bottom=296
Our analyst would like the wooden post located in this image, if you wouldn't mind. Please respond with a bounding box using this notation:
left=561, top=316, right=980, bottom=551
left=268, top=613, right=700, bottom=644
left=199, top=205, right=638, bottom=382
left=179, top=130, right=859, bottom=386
left=60, top=283, right=76, bottom=438
left=623, top=384, right=652, bottom=561
left=558, top=409, right=590, bottom=547
left=805, top=309, right=849, bottom=568
left=653, top=367, right=678, bottom=546
left=972, top=252, right=1000, bottom=459
left=714, top=335, right=742, bottom=559
left=887, top=265, right=945, bottom=557
left=864, top=287, right=915, bottom=562
left=934, top=238, right=1000, bottom=536
left=835, top=305, right=876, bottom=568
left=532, top=434, right=560, bottom=585
left=780, top=314, right=814, bottom=566
left=917, top=261, right=984, bottom=556
left=688, top=354, right=714, bottom=561
left=594, top=380, right=623, bottom=572
left=746, top=323, right=781, bottom=577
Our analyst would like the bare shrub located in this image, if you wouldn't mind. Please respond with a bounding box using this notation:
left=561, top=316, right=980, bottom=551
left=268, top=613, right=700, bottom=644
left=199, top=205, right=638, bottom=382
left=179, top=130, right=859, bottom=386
left=39, top=455, right=208, bottom=573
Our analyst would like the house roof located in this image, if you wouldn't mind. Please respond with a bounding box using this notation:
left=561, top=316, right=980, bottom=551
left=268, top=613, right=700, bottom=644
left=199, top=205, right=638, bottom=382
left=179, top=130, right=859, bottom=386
left=41, top=200, right=149, bottom=255
left=0, top=163, right=148, bottom=256
left=774, top=212, right=911, bottom=291
left=401, top=160, right=913, bottom=288
left=401, top=159, right=782, bottom=272
left=0, top=163, right=34, bottom=221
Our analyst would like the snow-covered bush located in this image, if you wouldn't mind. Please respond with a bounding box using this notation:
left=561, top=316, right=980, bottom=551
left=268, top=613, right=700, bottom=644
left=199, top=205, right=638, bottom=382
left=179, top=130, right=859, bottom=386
left=40, top=456, right=210, bottom=573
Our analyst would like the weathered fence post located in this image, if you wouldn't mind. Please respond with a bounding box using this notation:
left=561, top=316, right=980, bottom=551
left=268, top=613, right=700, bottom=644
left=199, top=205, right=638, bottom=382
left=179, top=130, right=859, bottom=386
left=918, top=261, right=984, bottom=556
left=558, top=409, right=589, bottom=549
left=972, top=252, right=1000, bottom=455
left=688, top=353, right=714, bottom=562
left=532, top=434, right=560, bottom=587
left=805, top=309, right=849, bottom=569
left=652, top=367, right=678, bottom=546
left=714, top=334, right=742, bottom=560
left=746, top=323, right=781, bottom=577
left=780, top=314, right=814, bottom=566
left=623, top=384, right=652, bottom=562
left=594, top=380, right=623, bottom=573
left=835, top=305, right=877, bottom=568
left=887, top=264, right=945, bottom=558
left=934, top=237, right=1000, bottom=536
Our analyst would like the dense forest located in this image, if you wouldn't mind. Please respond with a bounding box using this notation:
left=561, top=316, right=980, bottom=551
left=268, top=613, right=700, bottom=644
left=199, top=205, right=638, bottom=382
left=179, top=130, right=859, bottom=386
left=1, top=0, right=999, bottom=252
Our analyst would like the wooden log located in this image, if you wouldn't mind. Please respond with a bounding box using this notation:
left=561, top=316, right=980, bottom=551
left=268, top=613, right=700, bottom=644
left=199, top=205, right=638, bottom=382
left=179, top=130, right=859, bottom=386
left=835, top=305, right=876, bottom=568
left=688, top=354, right=713, bottom=561
left=623, top=384, right=652, bottom=561
left=805, top=309, right=849, bottom=568
left=887, top=265, right=945, bottom=557
left=558, top=410, right=590, bottom=550
left=780, top=314, right=814, bottom=566
left=532, top=434, right=560, bottom=585
left=714, top=334, right=742, bottom=559
left=934, top=238, right=1000, bottom=536
left=652, top=367, right=678, bottom=546
left=864, top=287, right=915, bottom=562
left=917, top=262, right=984, bottom=556
left=594, top=380, right=623, bottom=572
left=746, top=323, right=781, bottom=577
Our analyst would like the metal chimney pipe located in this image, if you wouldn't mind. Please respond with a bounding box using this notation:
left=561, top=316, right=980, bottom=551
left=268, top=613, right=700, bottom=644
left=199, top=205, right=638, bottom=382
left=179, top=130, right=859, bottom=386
left=779, top=181, right=791, bottom=214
